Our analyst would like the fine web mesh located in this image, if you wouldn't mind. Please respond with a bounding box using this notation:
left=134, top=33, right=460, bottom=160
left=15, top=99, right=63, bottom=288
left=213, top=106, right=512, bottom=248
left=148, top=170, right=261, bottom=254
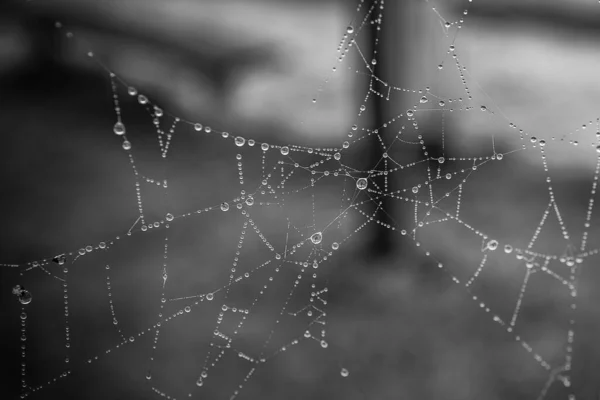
left=3, top=1, right=600, bottom=399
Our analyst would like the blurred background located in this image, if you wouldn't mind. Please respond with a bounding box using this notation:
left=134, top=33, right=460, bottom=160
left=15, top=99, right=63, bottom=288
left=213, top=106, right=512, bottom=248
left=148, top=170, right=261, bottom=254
left=1, top=0, right=600, bottom=399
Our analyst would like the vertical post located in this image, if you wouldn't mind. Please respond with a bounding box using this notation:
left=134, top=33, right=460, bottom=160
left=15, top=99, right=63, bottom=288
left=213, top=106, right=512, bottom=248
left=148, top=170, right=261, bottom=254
left=367, top=0, right=420, bottom=260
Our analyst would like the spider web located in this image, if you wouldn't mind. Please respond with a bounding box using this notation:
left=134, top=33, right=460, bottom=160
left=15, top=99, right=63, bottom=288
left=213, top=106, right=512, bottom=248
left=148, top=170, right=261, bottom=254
left=2, top=0, right=600, bottom=399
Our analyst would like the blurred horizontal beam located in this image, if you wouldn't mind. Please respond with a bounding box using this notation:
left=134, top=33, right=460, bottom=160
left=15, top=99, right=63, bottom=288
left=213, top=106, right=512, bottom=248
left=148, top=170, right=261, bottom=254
left=467, top=2, right=600, bottom=34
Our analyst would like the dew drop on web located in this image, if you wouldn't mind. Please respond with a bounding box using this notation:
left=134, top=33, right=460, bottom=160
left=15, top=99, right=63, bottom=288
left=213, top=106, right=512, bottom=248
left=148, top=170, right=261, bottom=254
left=356, top=178, right=368, bottom=190
left=113, top=122, right=126, bottom=136
left=18, top=290, right=32, bottom=305
left=235, top=136, right=246, bottom=147
left=311, top=232, right=323, bottom=245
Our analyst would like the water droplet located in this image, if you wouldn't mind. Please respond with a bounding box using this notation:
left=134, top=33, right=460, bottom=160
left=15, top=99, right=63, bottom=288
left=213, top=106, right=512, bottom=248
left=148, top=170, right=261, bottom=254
left=280, top=146, right=290, bottom=156
left=20, top=312, right=27, bottom=320
left=504, top=244, right=513, bottom=254
left=53, top=254, right=67, bottom=265
left=222, top=132, right=229, bottom=139
left=204, top=126, right=212, bottom=133
left=487, top=240, right=498, bottom=251
left=333, top=152, right=341, bottom=161
left=113, top=122, right=126, bottom=136
left=412, top=186, right=419, bottom=194
left=184, top=306, right=191, bottom=313
left=539, top=139, right=546, bottom=146
left=194, top=123, right=203, bottom=131
left=311, top=232, right=323, bottom=245
left=129, top=336, right=135, bottom=342
left=196, top=379, right=203, bottom=387
left=526, top=261, right=534, bottom=269
left=320, top=340, right=328, bottom=348
left=138, top=95, right=148, bottom=105
left=12, top=285, right=23, bottom=295
left=445, top=173, right=452, bottom=179
left=332, top=242, right=339, bottom=250
left=245, top=197, right=254, bottom=206
left=530, top=136, right=537, bottom=143
left=146, top=372, right=152, bottom=380
left=480, top=105, right=487, bottom=111
left=122, top=140, right=132, bottom=150
left=438, top=157, right=445, bottom=164
left=496, top=153, right=503, bottom=161
left=128, top=87, right=137, bottom=96
left=596, top=145, right=600, bottom=154
left=406, top=109, right=414, bottom=117
left=439, top=100, right=445, bottom=107
left=342, top=141, right=350, bottom=149
left=346, top=26, right=354, bottom=34
left=420, top=96, right=428, bottom=104
left=371, top=59, right=377, bottom=65
left=166, top=213, right=174, bottom=222
left=341, top=368, right=349, bottom=377
left=220, top=202, right=229, bottom=212
left=261, top=143, right=269, bottom=151
left=235, top=137, right=245, bottom=147
left=18, top=290, right=32, bottom=305
left=356, top=178, right=368, bottom=190
left=206, top=293, right=214, bottom=301
left=99, top=242, right=106, bottom=249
